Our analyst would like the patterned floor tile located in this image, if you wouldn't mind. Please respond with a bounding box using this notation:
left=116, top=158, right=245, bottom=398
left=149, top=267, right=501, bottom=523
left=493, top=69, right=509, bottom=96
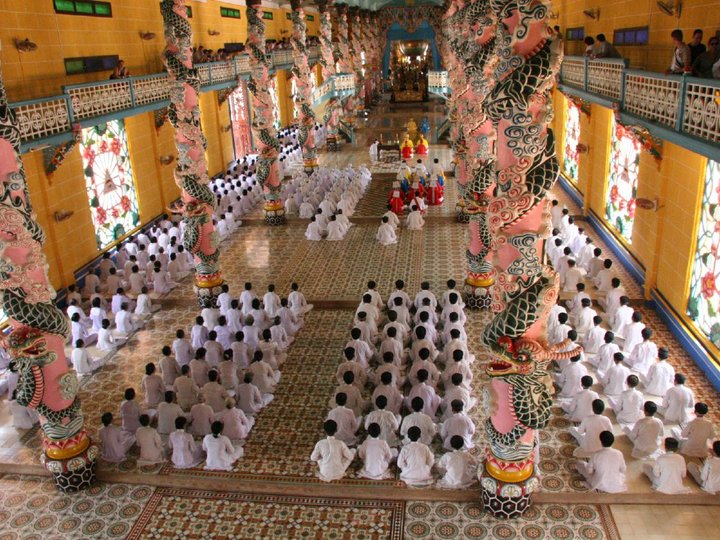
left=403, top=502, right=620, bottom=540
left=0, top=475, right=152, bottom=540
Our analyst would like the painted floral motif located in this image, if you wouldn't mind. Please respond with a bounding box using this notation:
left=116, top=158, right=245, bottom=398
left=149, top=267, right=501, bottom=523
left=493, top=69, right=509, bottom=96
left=229, top=83, right=252, bottom=160
left=563, top=99, right=580, bottom=184
left=605, top=119, right=640, bottom=243
left=80, top=120, right=140, bottom=249
left=688, top=160, right=720, bottom=346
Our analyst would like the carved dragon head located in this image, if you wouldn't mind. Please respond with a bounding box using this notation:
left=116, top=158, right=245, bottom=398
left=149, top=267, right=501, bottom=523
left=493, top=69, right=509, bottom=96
left=487, top=335, right=582, bottom=377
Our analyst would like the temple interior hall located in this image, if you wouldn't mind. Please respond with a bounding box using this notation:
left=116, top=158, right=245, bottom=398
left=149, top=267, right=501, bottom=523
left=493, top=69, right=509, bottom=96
left=0, top=0, right=720, bottom=538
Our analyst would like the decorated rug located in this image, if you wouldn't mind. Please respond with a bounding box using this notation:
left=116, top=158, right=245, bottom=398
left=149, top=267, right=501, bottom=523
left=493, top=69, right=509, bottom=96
left=126, top=488, right=405, bottom=540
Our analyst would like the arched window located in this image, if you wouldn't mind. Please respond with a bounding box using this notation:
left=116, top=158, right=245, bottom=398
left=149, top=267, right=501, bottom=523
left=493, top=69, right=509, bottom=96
left=688, top=160, right=720, bottom=346
left=563, top=99, right=580, bottom=184
left=605, top=119, right=640, bottom=243
left=80, top=119, right=140, bottom=249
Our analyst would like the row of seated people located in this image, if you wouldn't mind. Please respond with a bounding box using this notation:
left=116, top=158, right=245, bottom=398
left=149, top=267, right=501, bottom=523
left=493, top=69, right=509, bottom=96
left=547, top=200, right=720, bottom=494
left=311, top=280, right=480, bottom=488
left=96, top=282, right=314, bottom=470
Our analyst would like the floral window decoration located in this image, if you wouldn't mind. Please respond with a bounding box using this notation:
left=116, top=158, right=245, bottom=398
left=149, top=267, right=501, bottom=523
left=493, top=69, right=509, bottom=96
left=229, top=82, right=252, bottom=160
left=80, top=120, right=140, bottom=249
left=563, top=99, right=580, bottom=183
left=688, top=160, right=720, bottom=346
left=605, top=119, right=640, bottom=243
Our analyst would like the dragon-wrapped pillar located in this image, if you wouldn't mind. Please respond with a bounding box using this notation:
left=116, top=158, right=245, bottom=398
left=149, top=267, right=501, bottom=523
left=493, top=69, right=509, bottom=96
left=246, top=0, right=285, bottom=225
left=317, top=0, right=341, bottom=148
left=349, top=8, right=366, bottom=110
left=160, top=0, right=224, bottom=306
left=335, top=4, right=356, bottom=123
left=289, top=0, right=318, bottom=171
left=0, top=43, right=97, bottom=491
left=478, top=0, right=567, bottom=518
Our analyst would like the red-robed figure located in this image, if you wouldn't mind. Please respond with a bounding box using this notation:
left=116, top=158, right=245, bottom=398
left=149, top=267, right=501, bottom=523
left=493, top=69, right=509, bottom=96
left=388, top=181, right=405, bottom=215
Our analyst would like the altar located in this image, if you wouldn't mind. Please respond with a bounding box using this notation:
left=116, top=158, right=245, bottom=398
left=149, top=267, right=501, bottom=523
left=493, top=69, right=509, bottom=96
left=378, top=142, right=400, bottom=163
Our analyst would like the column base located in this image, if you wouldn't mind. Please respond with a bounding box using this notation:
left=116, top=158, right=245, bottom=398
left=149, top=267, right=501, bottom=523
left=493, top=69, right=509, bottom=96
left=42, top=443, right=98, bottom=493
left=464, top=276, right=493, bottom=310
left=303, top=156, right=319, bottom=172
left=479, top=466, right=539, bottom=519
left=194, top=274, right=224, bottom=308
left=327, top=137, right=339, bottom=152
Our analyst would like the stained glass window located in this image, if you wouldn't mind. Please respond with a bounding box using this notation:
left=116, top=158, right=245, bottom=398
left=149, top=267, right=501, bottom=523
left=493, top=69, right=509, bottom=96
left=80, top=120, right=140, bottom=249
left=229, top=82, right=252, bottom=159
left=269, top=76, right=281, bottom=130
left=605, top=119, right=640, bottom=243
left=688, top=160, right=720, bottom=346
left=563, top=99, right=580, bottom=183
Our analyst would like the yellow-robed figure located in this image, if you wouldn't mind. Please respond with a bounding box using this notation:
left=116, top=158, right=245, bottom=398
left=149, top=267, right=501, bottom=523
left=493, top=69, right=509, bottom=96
left=401, top=133, right=414, bottom=160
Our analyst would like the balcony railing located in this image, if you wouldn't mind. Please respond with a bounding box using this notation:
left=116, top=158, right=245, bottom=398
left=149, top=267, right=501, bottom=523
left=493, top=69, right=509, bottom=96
left=311, top=73, right=357, bottom=106
left=558, top=56, right=720, bottom=145
left=428, top=71, right=450, bottom=97
left=8, top=49, right=320, bottom=151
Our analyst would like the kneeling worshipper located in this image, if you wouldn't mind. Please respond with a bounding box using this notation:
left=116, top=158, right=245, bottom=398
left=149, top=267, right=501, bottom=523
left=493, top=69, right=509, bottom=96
left=575, top=431, right=627, bottom=493
left=357, top=422, right=397, bottom=480
left=376, top=216, right=398, bottom=246
left=202, top=421, right=244, bottom=471
left=406, top=206, right=425, bottom=230
left=311, top=419, right=356, bottom=482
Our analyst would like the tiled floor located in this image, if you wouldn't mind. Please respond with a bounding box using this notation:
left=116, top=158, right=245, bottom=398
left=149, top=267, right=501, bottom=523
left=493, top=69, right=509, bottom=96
left=0, top=98, right=719, bottom=538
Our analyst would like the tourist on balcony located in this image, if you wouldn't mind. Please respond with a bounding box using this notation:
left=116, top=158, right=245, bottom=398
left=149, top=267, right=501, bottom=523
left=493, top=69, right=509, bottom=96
left=667, top=30, right=692, bottom=74
left=689, top=29, right=706, bottom=64
left=693, top=37, right=719, bottom=78
left=583, top=36, right=595, bottom=57
left=593, top=34, right=622, bottom=59
left=109, top=60, right=130, bottom=80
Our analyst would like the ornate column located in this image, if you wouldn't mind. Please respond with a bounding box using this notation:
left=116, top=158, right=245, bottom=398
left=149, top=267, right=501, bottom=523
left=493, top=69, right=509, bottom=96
left=349, top=8, right=366, bottom=109
left=479, top=1, right=573, bottom=518
left=245, top=0, right=285, bottom=225
left=335, top=3, right=356, bottom=120
left=0, top=44, right=96, bottom=491
left=317, top=0, right=340, bottom=144
left=443, top=0, right=496, bottom=310
left=161, top=0, right=224, bottom=304
left=289, top=0, right=318, bottom=170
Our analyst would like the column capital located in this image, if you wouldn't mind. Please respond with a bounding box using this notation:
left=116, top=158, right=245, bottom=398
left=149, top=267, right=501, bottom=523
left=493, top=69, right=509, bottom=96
left=246, top=0, right=262, bottom=8
left=289, top=0, right=302, bottom=11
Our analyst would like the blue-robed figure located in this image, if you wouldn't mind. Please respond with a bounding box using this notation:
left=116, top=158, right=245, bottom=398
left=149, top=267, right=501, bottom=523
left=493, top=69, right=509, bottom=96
left=419, top=117, right=430, bottom=137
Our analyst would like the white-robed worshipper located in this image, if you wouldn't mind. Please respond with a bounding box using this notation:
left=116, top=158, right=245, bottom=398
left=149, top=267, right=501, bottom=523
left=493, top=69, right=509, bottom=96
left=554, top=355, right=588, bottom=399
left=400, top=397, right=437, bottom=446
left=157, top=391, right=186, bottom=436
left=575, top=431, right=627, bottom=493
left=97, top=319, right=125, bottom=352
left=624, top=401, right=664, bottom=459
left=562, top=376, right=599, bottom=422
left=236, top=372, right=272, bottom=414
left=135, top=286, right=160, bottom=318
left=570, top=399, right=613, bottom=458
left=327, top=393, right=362, bottom=446
left=405, top=205, right=424, bottom=230
left=173, top=366, right=200, bottom=412
left=305, top=216, right=323, bottom=241
left=688, top=441, right=720, bottom=494
left=71, top=339, right=106, bottom=375
left=397, top=426, right=435, bottom=486
left=609, top=375, right=644, bottom=426
left=172, top=330, right=194, bottom=368
left=643, top=437, right=692, bottom=494
left=602, top=353, right=631, bottom=396
left=436, top=436, right=478, bottom=489
left=326, top=215, right=346, bottom=241
left=203, top=420, right=244, bottom=471
left=592, top=332, right=620, bottom=379
left=376, top=216, right=398, bottom=246
left=625, top=328, right=658, bottom=376
left=169, top=417, right=205, bottom=469
left=672, top=403, right=716, bottom=458
left=115, top=303, right=136, bottom=336
left=311, top=420, right=356, bottom=482
left=643, top=347, right=675, bottom=396
left=369, top=139, right=380, bottom=162
left=8, top=391, right=39, bottom=429
left=440, top=400, right=476, bottom=450
left=365, top=396, right=401, bottom=447
left=357, top=422, right=397, bottom=480
left=288, top=282, right=313, bottom=316
left=583, top=316, right=606, bottom=355
left=621, top=312, right=645, bottom=354
left=135, top=414, right=165, bottom=466
left=660, top=373, right=695, bottom=424
left=99, top=412, right=135, bottom=463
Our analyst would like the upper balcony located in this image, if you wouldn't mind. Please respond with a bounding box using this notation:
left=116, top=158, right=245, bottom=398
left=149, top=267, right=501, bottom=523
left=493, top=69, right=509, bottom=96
left=311, top=73, right=357, bottom=106
left=9, top=47, right=320, bottom=154
left=428, top=60, right=719, bottom=159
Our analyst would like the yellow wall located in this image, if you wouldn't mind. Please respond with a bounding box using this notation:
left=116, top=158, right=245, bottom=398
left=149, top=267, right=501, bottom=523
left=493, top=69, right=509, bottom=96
left=552, top=0, right=720, bottom=71
left=0, top=1, right=319, bottom=101
left=553, top=89, right=709, bottom=325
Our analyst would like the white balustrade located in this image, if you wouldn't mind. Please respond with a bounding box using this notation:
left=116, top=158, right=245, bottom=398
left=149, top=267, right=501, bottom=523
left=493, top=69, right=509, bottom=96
left=683, top=79, right=720, bottom=143
left=587, top=60, right=624, bottom=100
left=67, top=80, right=132, bottom=120
left=11, top=97, right=71, bottom=141
left=560, top=57, right=586, bottom=88
left=235, top=55, right=250, bottom=74
left=133, top=75, right=171, bottom=106
left=624, top=72, right=681, bottom=128
left=428, top=70, right=448, bottom=89
left=197, top=65, right=211, bottom=86
left=211, top=62, right=235, bottom=84
left=272, top=50, right=293, bottom=67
